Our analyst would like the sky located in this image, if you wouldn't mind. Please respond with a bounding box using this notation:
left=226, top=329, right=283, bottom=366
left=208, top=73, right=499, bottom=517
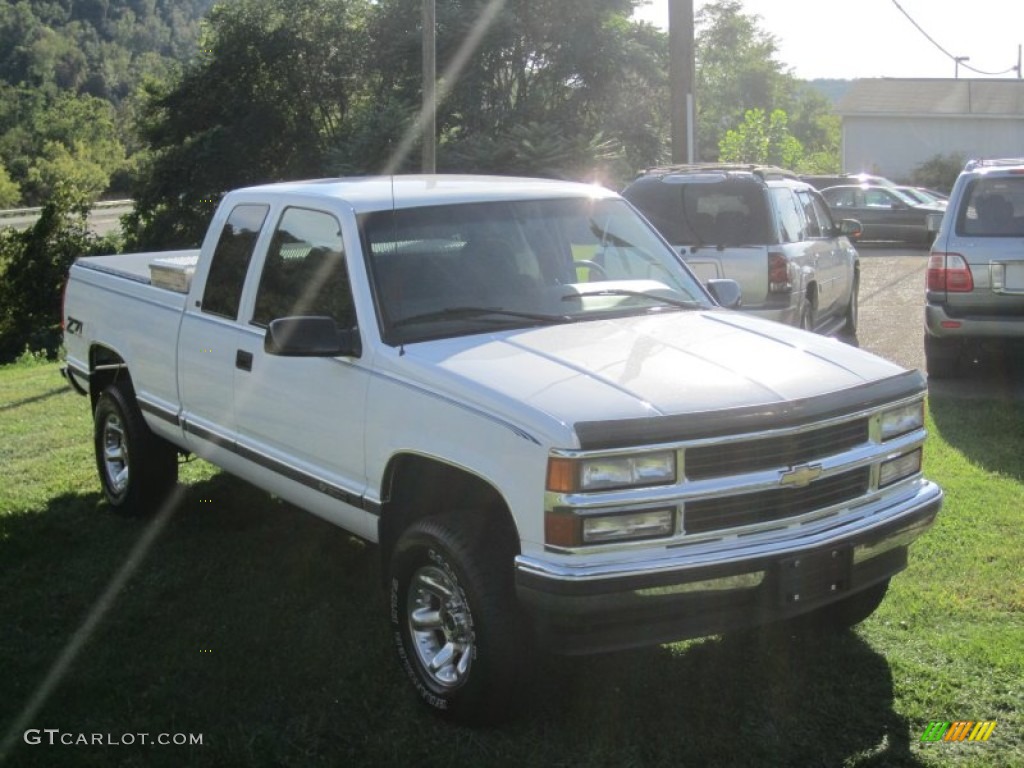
left=633, top=0, right=1024, bottom=81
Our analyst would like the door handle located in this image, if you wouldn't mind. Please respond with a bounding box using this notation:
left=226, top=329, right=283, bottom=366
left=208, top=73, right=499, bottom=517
left=235, top=349, right=253, bottom=372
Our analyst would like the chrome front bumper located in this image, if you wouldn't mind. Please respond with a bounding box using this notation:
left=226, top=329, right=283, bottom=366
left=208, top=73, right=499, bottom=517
left=515, top=479, right=942, bottom=654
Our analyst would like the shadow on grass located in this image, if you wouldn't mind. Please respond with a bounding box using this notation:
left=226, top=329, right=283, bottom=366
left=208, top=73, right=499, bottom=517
left=2, top=475, right=923, bottom=767
left=929, top=353, right=1024, bottom=481
left=0, top=386, right=69, bottom=413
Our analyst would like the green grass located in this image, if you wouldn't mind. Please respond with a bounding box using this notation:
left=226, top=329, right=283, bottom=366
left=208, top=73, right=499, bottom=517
left=1, top=361, right=1021, bottom=767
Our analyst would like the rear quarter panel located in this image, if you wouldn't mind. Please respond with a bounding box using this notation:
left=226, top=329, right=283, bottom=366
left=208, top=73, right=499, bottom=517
left=65, top=255, right=190, bottom=445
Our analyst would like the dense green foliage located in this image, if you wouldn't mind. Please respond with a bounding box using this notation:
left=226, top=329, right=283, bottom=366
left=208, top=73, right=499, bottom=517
left=126, top=0, right=672, bottom=248
left=695, top=0, right=837, bottom=169
left=0, top=184, right=119, bottom=361
left=0, top=0, right=213, bottom=205
left=911, top=152, right=967, bottom=194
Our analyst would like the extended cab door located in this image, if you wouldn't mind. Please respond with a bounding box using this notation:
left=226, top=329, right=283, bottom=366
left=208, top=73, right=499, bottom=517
left=178, top=202, right=272, bottom=457
left=231, top=205, right=372, bottom=533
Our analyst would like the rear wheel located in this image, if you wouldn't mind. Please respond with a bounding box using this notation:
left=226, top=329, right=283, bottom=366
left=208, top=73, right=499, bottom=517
left=799, top=301, right=815, bottom=332
left=842, top=273, right=859, bottom=336
left=94, top=383, right=178, bottom=515
left=389, top=513, right=527, bottom=724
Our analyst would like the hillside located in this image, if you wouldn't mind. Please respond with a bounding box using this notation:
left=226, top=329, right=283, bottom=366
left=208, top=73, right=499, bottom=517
left=0, top=0, right=215, bottom=205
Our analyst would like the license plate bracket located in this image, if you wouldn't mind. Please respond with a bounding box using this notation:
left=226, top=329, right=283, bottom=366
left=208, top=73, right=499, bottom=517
left=777, top=545, right=853, bottom=607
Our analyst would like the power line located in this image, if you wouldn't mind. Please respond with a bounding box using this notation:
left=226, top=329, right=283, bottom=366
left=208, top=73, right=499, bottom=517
left=890, top=0, right=1018, bottom=76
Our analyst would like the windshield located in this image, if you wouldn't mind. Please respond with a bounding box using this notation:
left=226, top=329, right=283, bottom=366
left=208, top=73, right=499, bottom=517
left=361, top=197, right=712, bottom=344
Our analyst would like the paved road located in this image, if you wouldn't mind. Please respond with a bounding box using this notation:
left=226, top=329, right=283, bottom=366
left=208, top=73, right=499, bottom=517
left=855, top=243, right=1023, bottom=400
left=0, top=202, right=132, bottom=237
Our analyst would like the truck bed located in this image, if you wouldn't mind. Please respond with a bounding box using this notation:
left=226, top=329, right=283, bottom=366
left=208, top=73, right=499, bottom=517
left=76, top=249, right=200, bottom=287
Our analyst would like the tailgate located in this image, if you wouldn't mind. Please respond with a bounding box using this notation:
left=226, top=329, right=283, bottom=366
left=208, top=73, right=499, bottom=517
left=678, top=244, right=769, bottom=302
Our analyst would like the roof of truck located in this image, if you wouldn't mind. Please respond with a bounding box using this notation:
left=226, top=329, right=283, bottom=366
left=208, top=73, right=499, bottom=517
left=232, top=175, right=619, bottom=213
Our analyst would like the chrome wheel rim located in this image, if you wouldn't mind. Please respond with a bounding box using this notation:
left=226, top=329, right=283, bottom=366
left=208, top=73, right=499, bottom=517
left=102, top=413, right=129, bottom=495
left=407, top=564, right=473, bottom=689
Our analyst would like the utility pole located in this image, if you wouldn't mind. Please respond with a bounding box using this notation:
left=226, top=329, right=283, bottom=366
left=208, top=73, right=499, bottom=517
left=422, top=0, right=436, bottom=173
left=669, top=0, right=696, bottom=163
left=954, top=55, right=969, bottom=79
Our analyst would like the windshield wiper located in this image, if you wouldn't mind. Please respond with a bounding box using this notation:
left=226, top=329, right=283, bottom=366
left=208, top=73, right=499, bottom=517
left=561, top=289, right=703, bottom=310
left=392, top=306, right=571, bottom=328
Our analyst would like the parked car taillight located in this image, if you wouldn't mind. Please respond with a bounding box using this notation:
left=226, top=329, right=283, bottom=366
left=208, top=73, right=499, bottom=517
left=768, top=251, right=790, bottom=292
left=927, top=252, right=974, bottom=292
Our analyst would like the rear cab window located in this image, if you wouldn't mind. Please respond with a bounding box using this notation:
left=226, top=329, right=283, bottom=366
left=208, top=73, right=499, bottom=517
left=956, top=176, right=1024, bottom=237
left=201, top=204, right=270, bottom=319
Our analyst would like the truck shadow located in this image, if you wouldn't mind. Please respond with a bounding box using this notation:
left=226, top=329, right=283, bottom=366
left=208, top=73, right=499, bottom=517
left=527, top=627, right=920, bottom=767
left=928, top=353, right=1024, bottom=481
left=2, top=476, right=922, bottom=767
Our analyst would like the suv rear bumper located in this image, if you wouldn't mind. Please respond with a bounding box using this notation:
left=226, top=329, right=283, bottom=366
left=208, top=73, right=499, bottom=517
left=515, top=480, right=941, bottom=654
left=925, top=301, right=1024, bottom=339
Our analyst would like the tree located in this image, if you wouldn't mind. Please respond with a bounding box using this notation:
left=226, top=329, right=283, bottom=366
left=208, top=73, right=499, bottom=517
left=694, top=0, right=839, bottom=171
left=0, top=181, right=117, bottom=362
left=126, top=0, right=374, bottom=249
left=344, top=0, right=665, bottom=178
left=912, top=152, right=965, bottom=194
left=695, top=0, right=792, bottom=161
left=0, top=161, right=19, bottom=206
left=718, top=108, right=802, bottom=168
left=129, top=0, right=668, bottom=248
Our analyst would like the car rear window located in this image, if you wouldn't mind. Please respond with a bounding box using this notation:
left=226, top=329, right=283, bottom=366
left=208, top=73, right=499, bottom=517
left=625, top=178, right=776, bottom=246
left=956, top=176, right=1024, bottom=237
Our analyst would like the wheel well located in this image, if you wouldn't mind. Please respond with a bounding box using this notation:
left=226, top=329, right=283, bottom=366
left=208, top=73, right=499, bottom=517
left=378, top=454, right=520, bottom=582
left=88, top=346, right=132, bottom=411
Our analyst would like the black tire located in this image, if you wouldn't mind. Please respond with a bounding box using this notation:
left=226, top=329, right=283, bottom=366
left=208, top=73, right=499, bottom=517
left=842, top=273, right=859, bottom=337
left=924, top=334, right=961, bottom=379
left=93, top=383, right=178, bottom=515
left=799, top=300, right=815, bottom=333
left=790, top=579, right=890, bottom=634
left=389, top=513, right=527, bottom=724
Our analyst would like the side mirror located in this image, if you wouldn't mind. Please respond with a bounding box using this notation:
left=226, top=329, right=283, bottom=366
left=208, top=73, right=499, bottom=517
left=265, top=316, right=361, bottom=358
left=838, top=218, right=863, bottom=240
left=707, top=278, right=742, bottom=309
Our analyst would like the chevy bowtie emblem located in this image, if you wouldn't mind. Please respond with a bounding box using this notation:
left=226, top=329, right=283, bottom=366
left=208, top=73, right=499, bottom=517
left=779, top=463, right=823, bottom=488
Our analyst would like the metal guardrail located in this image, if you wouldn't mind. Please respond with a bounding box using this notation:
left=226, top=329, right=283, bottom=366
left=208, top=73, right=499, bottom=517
left=0, top=199, right=133, bottom=220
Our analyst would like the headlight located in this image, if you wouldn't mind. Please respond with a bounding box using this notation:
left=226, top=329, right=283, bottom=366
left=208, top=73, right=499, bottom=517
left=879, top=402, right=924, bottom=441
left=547, top=451, right=677, bottom=492
left=546, top=508, right=675, bottom=547
left=879, top=449, right=922, bottom=487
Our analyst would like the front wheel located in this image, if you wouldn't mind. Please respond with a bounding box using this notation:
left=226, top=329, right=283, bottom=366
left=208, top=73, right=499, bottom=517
left=94, top=383, right=178, bottom=515
left=389, top=514, right=527, bottom=723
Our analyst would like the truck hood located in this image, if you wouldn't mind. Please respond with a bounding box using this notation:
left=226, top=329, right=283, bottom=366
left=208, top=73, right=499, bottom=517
left=396, top=309, right=914, bottom=446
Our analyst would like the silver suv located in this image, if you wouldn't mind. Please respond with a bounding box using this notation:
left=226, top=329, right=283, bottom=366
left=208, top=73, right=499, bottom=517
left=925, top=158, right=1024, bottom=377
left=623, top=164, right=862, bottom=337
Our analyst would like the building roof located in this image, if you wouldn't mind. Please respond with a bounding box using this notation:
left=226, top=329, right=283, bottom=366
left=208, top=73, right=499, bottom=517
left=837, top=79, right=1024, bottom=118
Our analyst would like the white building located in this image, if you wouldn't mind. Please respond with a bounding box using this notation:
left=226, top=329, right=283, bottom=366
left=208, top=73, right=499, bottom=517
left=837, top=79, right=1024, bottom=181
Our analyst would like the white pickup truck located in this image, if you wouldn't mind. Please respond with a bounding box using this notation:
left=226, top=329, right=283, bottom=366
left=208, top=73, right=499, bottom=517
left=62, top=175, right=942, bottom=723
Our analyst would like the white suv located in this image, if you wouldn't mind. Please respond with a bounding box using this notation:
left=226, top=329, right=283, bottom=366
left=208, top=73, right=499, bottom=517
left=925, top=158, right=1024, bottom=377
